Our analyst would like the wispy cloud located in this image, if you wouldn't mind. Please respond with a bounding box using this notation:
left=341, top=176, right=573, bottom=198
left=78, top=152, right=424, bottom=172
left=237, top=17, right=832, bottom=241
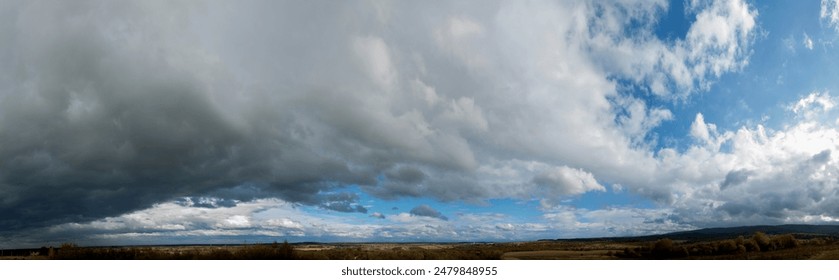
left=822, top=0, right=839, bottom=31
left=804, top=32, right=814, bottom=50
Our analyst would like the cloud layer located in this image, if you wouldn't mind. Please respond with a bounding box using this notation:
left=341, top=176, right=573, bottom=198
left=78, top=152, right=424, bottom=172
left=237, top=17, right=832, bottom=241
left=7, top=0, right=839, bottom=245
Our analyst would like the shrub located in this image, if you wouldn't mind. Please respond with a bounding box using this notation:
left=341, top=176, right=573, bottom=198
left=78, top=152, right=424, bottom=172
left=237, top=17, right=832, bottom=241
left=204, top=249, right=235, bottom=259
left=752, top=232, right=772, bottom=251
left=809, top=238, right=826, bottom=246
left=234, top=241, right=296, bottom=260
left=736, top=244, right=747, bottom=255
left=619, top=247, right=641, bottom=258
left=735, top=235, right=745, bottom=246
left=772, top=234, right=798, bottom=249
left=650, top=238, right=686, bottom=258
left=279, top=240, right=295, bottom=259
left=53, top=243, right=80, bottom=259
left=716, top=240, right=738, bottom=253
left=743, top=239, right=760, bottom=252
left=652, top=238, right=674, bottom=254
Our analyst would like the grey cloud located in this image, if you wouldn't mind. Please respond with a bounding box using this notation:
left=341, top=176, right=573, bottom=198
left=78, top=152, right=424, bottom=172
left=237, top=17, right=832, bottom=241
left=362, top=166, right=428, bottom=200
left=363, top=171, right=488, bottom=203
left=718, top=191, right=809, bottom=222
left=318, top=193, right=368, bottom=213
left=322, top=203, right=368, bottom=214
left=370, top=212, right=386, bottom=219
left=688, top=146, right=839, bottom=227
left=273, top=189, right=369, bottom=213
left=720, top=169, right=752, bottom=190
left=410, top=205, right=449, bottom=221
left=811, top=149, right=831, bottom=164
left=718, top=201, right=759, bottom=218
left=386, top=166, right=426, bottom=184
left=175, top=197, right=238, bottom=208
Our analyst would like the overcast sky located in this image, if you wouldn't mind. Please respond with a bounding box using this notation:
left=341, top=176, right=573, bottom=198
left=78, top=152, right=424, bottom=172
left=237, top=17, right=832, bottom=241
left=3, top=0, right=839, bottom=248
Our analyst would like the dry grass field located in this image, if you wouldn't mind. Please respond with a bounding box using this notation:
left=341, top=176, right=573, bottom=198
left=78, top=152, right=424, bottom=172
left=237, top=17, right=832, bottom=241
left=3, top=231, right=839, bottom=260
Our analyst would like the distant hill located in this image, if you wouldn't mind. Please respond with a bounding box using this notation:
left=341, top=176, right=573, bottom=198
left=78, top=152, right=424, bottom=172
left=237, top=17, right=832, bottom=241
left=660, top=224, right=839, bottom=240
left=547, top=224, right=839, bottom=242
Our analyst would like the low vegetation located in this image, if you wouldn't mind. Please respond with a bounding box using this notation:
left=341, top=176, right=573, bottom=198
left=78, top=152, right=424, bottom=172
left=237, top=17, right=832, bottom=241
left=50, top=241, right=295, bottom=260
left=617, top=232, right=835, bottom=260
left=3, top=232, right=838, bottom=260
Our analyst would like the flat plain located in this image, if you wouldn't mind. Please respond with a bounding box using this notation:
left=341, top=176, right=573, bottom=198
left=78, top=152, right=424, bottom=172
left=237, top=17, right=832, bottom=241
left=4, top=229, right=839, bottom=260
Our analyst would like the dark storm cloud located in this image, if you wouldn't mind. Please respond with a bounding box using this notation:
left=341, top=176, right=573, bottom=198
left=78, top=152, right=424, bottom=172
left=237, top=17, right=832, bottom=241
left=0, top=1, right=381, bottom=232
left=409, top=205, right=448, bottom=221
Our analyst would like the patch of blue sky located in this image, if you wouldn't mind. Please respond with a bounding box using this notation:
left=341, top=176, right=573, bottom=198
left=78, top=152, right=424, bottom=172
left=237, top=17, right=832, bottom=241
left=702, top=1, right=839, bottom=130
left=606, top=1, right=692, bottom=152
left=654, top=0, right=691, bottom=42
left=611, top=77, right=694, bottom=152
left=638, top=1, right=839, bottom=153
left=303, top=186, right=545, bottom=229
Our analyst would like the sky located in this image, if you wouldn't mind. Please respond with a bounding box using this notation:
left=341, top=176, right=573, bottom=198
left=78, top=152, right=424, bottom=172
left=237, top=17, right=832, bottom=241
left=3, top=0, right=839, bottom=248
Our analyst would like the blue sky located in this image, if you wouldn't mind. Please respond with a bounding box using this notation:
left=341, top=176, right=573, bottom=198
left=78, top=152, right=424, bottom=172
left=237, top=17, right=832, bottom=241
left=4, top=0, right=839, bottom=248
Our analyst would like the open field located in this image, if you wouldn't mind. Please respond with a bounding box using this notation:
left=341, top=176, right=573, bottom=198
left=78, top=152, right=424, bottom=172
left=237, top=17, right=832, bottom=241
left=290, top=235, right=839, bottom=260
left=501, top=249, right=617, bottom=260
left=4, top=227, right=839, bottom=260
